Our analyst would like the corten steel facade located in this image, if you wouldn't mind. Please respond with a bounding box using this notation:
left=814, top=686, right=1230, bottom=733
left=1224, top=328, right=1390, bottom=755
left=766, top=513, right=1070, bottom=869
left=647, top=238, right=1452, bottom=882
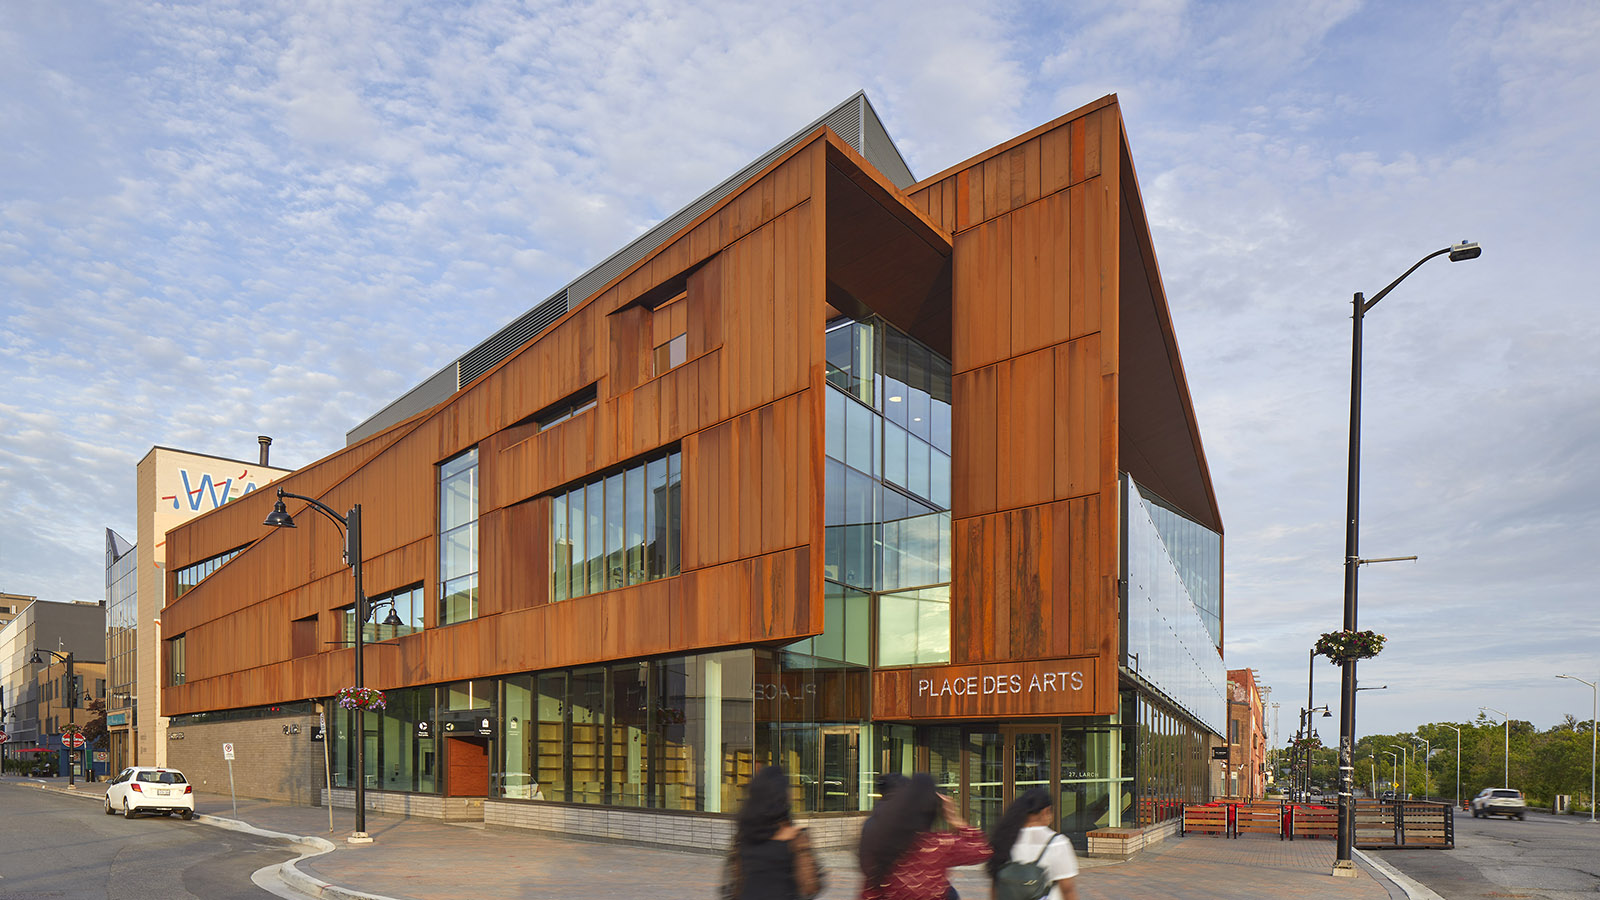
left=161, top=95, right=1226, bottom=849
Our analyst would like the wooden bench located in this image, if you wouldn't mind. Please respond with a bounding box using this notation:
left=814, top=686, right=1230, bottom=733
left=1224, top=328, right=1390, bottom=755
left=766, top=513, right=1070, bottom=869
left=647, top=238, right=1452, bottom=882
left=1235, top=803, right=1283, bottom=838
left=1290, top=805, right=1338, bottom=840
left=1181, top=804, right=1230, bottom=836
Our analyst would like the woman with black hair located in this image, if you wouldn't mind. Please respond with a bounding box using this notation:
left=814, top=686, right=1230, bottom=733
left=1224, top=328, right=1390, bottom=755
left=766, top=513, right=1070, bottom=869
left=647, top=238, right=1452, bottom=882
left=987, top=787, right=1079, bottom=900
left=721, top=766, right=821, bottom=900
left=859, top=772, right=991, bottom=900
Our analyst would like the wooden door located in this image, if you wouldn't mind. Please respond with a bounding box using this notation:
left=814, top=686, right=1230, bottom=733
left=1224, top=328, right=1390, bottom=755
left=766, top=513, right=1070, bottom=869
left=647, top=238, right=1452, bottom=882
left=446, top=736, right=489, bottom=797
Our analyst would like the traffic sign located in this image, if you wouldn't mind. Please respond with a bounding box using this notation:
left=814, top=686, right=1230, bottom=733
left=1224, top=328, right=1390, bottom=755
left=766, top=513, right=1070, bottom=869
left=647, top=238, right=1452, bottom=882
left=222, top=742, right=235, bottom=760
left=0, top=729, right=8, bottom=742
left=62, top=734, right=85, bottom=749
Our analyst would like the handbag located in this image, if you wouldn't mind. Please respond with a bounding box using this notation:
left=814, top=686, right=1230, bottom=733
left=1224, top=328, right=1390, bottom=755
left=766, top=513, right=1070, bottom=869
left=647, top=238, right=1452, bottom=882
left=794, top=829, right=827, bottom=900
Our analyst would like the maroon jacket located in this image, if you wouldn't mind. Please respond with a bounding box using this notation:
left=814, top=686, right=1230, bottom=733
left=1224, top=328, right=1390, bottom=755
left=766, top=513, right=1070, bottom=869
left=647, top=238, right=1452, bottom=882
left=861, top=826, right=993, bottom=900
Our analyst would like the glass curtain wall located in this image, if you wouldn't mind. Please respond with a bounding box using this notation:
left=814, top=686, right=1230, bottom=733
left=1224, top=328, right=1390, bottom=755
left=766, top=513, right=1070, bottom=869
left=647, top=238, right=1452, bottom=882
left=822, top=316, right=953, bottom=669
left=1059, top=719, right=1133, bottom=834
left=498, top=650, right=755, bottom=812
left=1133, top=691, right=1209, bottom=824
left=439, top=449, right=479, bottom=625
left=105, top=530, right=137, bottom=735
left=332, top=685, right=438, bottom=792
left=756, top=647, right=870, bottom=813
left=1123, top=475, right=1227, bottom=735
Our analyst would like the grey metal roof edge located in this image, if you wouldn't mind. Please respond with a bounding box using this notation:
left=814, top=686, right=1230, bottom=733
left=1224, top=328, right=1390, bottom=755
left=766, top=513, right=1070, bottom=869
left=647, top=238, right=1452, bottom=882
left=346, top=90, right=920, bottom=445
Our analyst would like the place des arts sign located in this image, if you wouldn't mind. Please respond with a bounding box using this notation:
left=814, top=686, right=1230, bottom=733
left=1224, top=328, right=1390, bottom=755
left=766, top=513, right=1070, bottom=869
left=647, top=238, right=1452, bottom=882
left=909, top=658, right=1096, bottom=719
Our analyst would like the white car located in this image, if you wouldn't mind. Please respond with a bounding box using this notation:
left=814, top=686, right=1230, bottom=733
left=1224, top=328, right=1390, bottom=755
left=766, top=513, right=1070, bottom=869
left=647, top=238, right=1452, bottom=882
left=104, top=766, right=196, bottom=820
left=1470, top=787, right=1527, bottom=820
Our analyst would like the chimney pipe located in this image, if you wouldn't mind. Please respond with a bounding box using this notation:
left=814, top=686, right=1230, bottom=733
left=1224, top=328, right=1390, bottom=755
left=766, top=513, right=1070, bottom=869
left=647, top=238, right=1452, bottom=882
left=258, top=435, right=272, bottom=467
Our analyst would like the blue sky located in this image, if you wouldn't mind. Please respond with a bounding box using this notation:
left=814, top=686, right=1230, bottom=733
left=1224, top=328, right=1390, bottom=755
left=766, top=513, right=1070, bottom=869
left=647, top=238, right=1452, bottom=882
left=3, top=0, right=1597, bottom=739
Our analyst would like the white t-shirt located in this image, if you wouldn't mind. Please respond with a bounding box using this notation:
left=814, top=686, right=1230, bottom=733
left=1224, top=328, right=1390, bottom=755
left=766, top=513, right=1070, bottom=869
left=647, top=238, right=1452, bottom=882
left=1010, top=826, right=1079, bottom=900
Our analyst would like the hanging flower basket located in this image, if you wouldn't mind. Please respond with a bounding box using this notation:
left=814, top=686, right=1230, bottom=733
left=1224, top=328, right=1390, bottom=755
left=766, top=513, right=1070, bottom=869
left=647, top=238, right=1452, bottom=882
left=1315, top=629, right=1386, bottom=663
left=336, top=687, right=387, bottom=711
left=1290, top=735, right=1323, bottom=753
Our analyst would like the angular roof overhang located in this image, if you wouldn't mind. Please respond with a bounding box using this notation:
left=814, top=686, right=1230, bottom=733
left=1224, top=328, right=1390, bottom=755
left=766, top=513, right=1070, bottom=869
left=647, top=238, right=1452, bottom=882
left=1115, top=127, right=1222, bottom=534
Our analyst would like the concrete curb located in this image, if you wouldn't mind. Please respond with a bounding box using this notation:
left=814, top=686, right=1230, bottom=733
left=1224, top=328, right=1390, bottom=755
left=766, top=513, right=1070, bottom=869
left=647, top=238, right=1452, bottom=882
left=15, top=778, right=393, bottom=900
left=189, top=814, right=404, bottom=900
left=1353, top=849, right=1446, bottom=900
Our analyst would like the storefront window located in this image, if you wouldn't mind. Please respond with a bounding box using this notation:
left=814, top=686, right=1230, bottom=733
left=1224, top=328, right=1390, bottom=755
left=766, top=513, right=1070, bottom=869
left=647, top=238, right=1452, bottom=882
left=333, top=685, right=437, bottom=793
left=495, top=652, right=754, bottom=811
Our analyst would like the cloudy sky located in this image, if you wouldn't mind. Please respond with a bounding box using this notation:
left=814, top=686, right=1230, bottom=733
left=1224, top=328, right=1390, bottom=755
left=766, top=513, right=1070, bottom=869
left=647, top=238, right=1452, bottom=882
left=3, top=0, right=1597, bottom=738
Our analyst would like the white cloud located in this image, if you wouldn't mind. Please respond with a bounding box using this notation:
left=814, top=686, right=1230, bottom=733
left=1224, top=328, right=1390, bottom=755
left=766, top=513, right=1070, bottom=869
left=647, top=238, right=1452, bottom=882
left=2, top=0, right=1597, bottom=737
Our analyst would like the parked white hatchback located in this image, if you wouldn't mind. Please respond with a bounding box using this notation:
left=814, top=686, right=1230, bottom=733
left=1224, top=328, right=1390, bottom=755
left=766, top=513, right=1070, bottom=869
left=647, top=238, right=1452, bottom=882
left=104, top=766, right=196, bottom=819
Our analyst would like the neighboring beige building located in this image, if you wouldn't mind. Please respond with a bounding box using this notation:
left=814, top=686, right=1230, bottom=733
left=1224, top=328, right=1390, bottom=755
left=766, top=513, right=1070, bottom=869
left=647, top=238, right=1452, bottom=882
left=129, top=445, right=289, bottom=768
left=0, top=592, right=32, bottom=630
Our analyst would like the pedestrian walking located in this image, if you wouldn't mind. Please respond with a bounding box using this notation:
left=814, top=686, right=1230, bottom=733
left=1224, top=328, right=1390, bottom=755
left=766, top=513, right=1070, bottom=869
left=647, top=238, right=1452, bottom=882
left=858, top=773, right=910, bottom=875
left=987, top=788, right=1079, bottom=900
left=858, top=772, right=991, bottom=900
left=721, top=765, right=823, bottom=900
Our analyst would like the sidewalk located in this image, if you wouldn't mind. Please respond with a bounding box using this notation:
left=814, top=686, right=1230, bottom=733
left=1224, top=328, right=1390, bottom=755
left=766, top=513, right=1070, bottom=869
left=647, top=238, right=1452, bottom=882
left=10, top=777, right=1404, bottom=900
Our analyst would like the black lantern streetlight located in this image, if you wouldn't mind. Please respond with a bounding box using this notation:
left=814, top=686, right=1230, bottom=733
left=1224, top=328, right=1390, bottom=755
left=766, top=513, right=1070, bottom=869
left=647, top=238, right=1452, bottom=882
left=1336, top=240, right=1481, bottom=873
left=30, top=648, right=78, bottom=787
left=264, top=487, right=376, bottom=843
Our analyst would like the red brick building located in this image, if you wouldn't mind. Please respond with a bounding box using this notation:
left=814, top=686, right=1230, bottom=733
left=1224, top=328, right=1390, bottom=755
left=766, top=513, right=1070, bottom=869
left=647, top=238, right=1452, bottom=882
left=1226, top=669, right=1268, bottom=799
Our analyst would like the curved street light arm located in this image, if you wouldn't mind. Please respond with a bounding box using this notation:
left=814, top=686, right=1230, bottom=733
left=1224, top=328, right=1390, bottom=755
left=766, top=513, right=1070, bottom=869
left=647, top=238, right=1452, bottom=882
left=276, top=488, right=349, bottom=533
left=1363, top=247, right=1455, bottom=312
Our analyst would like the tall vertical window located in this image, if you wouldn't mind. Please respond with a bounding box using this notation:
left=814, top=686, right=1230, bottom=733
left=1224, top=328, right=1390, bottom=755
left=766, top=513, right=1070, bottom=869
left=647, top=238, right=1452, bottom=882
left=820, top=316, right=953, bottom=668
left=551, top=449, right=680, bottom=601
left=168, top=636, right=186, bottom=686
left=439, top=448, right=479, bottom=625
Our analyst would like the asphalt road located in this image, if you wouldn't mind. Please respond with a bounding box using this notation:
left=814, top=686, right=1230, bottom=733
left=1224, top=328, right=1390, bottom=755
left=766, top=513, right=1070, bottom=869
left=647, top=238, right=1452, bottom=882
left=0, top=782, right=297, bottom=900
left=1371, top=808, right=1600, bottom=900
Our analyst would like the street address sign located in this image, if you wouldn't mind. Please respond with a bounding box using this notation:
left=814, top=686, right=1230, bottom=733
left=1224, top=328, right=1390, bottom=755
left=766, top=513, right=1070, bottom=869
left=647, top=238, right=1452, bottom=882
left=222, top=742, right=235, bottom=760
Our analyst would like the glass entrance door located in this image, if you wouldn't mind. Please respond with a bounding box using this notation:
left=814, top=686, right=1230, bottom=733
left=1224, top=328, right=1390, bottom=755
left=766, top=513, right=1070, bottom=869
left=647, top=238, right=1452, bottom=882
left=959, top=727, right=1056, bottom=832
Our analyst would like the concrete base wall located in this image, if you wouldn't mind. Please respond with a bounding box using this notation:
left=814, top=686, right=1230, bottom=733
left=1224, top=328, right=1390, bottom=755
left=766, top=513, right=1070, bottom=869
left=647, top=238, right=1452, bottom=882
left=1086, top=818, right=1181, bottom=859
left=164, top=713, right=325, bottom=805
left=323, top=788, right=485, bottom=822
left=484, top=800, right=867, bottom=853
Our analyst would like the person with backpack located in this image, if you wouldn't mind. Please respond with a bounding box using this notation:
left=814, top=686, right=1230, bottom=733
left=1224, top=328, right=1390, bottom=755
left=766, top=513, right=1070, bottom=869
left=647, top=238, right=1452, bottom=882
left=987, top=788, right=1079, bottom=900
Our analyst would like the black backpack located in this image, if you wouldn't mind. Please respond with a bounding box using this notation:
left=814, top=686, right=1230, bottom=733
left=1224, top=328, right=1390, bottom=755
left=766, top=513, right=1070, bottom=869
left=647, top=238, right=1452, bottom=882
left=995, top=833, right=1060, bottom=900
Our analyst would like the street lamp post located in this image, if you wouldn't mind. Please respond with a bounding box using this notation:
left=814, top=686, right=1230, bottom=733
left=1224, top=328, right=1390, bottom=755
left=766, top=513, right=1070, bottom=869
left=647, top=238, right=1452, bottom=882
left=264, top=487, right=375, bottom=844
left=1439, top=724, right=1462, bottom=810
left=1299, top=705, right=1331, bottom=801
left=1388, top=744, right=1410, bottom=798
left=1479, top=707, right=1510, bottom=788
left=1384, top=751, right=1399, bottom=795
left=1414, top=736, right=1431, bottom=800
left=29, top=648, right=77, bottom=787
left=1555, top=675, right=1598, bottom=823
left=1335, top=240, right=1481, bottom=874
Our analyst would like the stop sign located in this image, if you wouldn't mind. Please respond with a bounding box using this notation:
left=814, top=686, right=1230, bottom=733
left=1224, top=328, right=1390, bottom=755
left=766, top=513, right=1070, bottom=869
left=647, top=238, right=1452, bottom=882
left=62, top=734, right=85, bottom=749
left=0, top=729, right=8, bottom=742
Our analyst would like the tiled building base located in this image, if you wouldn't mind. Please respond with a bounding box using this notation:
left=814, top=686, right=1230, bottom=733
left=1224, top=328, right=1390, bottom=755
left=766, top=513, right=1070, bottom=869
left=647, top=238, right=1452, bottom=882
left=1087, top=818, right=1180, bottom=858
left=323, top=788, right=484, bottom=822
left=485, top=800, right=868, bottom=853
